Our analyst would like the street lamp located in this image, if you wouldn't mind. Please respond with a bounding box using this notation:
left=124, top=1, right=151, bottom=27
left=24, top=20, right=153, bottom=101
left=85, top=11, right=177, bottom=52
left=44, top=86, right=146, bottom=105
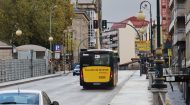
left=48, top=36, right=53, bottom=74
left=137, top=10, right=145, bottom=20
left=139, top=27, right=146, bottom=40
left=49, top=4, right=57, bottom=74
left=48, top=36, right=53, bottom=51
left=16, top=29, right=22, bottom=36
left=12, top=28, right=22, bottom=58
left=137, top=0, right=153, bottom=53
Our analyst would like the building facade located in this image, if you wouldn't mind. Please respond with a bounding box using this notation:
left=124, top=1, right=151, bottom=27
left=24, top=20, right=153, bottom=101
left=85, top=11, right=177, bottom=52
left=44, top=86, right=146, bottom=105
left=168, top=0, right=189, bottom=104
left=0, top=41, right=12, bottom=60
left=185, top=0, right=190, bottom=69
left=161, top=0, right=172, bottom=65
left=76, top=0, right=100, bottom=48
left=169, top=0, right=186, bottom=71
left=102, top=16, right=149, bottom=67
left=71, top=9, right=89, bottom=63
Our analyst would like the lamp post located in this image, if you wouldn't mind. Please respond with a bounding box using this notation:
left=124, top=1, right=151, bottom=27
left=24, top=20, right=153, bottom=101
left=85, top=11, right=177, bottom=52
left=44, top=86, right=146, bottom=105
left=12, top=28, right=22, bottom=58
left=49, top=4, right=57, bottom=74
left=48, top=36, right=53, bottom=74
left=151, top=0, right=167, bottom=86
left=137, top=0, right=155, bottom=80
left=78, top=37, right=89, bottom=63
left=151, top=1, right=167, bottom=105
left=137, top=0, right=153, bottom=53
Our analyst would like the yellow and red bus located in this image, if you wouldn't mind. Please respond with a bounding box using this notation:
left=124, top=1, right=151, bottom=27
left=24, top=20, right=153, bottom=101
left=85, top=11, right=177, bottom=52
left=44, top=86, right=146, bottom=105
left=79, top=49, right=120, bottom=88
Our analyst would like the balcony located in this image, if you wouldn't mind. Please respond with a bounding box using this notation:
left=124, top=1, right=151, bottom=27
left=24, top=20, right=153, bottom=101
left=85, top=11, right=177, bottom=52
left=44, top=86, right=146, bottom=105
left=185, top=13, right=190, bottom=34
left=172, top=28, right=185, bottom=45
left=169, top=0, right=174, bottom=8
left=174, top=4, right=186, bottom=18
left=169, top=9, right=174, bottom=32
left=182, top=59, right=186, bottom=68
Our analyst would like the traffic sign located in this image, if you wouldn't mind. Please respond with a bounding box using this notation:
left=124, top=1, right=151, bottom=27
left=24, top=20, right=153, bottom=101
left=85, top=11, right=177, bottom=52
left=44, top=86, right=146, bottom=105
left=54, top=44, right=61, bottom=52
left=135, top=41, right=150, bottom=54
left=168, top=49, right=172, bottom=56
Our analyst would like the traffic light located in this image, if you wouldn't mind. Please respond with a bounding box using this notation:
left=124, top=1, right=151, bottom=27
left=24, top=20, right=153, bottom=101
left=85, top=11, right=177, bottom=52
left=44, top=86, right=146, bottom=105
left=110, top=35, right=113, bottom=41
left=93, top=20, right=99, bottom=29
left=102, top=20, right=107, bottom=29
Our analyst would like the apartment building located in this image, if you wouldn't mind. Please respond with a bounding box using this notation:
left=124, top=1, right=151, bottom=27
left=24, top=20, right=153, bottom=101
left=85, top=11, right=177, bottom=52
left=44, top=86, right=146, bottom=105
left=169, top=0, right=190, bottom=104
left=71, top=9, right=90, bottom=63
left=102, top=16, right=149, bottom=66
left=169, top=0, right=186, bottom=71
left=161, top=0, right=172, bottom=63
left=76, top=0, right=101, bottom=48
left=185, top=0, right=190, bottom=68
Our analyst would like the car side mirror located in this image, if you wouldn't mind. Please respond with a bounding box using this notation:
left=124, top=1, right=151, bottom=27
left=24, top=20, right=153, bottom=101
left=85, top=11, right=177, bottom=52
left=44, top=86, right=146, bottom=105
left=52, top=101, right=59, bottom=105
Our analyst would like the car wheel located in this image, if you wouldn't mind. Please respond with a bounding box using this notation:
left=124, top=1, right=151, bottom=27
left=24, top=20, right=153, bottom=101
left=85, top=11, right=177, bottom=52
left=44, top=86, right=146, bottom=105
left=73, top=73, right=75, bottom=76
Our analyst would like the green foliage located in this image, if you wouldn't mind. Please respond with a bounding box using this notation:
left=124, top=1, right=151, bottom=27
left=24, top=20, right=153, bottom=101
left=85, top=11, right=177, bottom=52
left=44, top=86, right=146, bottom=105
left=0, top=0, right=73, bottom=48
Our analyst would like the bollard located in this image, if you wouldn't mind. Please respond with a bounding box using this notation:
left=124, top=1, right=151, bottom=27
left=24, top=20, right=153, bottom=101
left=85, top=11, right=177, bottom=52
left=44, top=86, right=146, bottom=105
left=151, top=88, right=167, bottom=105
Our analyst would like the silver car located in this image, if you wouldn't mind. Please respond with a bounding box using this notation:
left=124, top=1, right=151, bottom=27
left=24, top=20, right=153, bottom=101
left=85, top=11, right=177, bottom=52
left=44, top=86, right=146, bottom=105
left=73, top=65, right=80, bottom=76
left=0, top=90, right=59, bottom=105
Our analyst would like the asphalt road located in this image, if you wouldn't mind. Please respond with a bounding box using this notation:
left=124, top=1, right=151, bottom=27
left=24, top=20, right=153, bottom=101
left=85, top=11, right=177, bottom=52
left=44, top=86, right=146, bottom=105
left=0, top=70, right=136, bottom=105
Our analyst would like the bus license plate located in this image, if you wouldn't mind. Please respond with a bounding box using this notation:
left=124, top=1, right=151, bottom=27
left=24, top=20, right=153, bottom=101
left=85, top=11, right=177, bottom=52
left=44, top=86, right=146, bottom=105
left=93, top=83, right=101, bottom=85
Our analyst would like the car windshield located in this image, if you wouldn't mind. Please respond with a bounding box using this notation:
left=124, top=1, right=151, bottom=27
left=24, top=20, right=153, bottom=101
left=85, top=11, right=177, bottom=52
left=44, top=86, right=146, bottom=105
left=0, top=93, right=39, bottom=105
left=75, top=65, right=80, bottom=69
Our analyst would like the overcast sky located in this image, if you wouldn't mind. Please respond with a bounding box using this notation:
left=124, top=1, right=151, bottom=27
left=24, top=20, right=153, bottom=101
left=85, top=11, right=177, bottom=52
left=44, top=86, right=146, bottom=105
left=102, top=0, right=157, bottom=23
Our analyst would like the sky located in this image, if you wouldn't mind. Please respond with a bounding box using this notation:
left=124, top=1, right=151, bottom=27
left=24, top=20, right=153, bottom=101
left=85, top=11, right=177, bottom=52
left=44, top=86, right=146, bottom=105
left=102, top=0, right=157, bottom=23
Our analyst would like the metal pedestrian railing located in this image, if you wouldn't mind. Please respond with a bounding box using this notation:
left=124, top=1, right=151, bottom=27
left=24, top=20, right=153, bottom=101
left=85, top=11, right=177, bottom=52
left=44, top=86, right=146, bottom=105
left=0, top=59, right=48, bottom=83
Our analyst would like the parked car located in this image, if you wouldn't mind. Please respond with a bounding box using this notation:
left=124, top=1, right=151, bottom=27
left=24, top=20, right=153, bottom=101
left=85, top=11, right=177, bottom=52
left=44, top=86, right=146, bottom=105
left=73, top=65, right=80, bottom=76
left=71, top=63, right=79, bottom=70
left=0, top=90, right=59, bottom=105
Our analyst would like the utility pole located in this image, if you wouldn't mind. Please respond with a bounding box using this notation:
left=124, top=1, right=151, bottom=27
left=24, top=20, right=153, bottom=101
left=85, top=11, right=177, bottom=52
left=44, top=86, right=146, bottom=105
left=96, top=0, right=102, bottom=49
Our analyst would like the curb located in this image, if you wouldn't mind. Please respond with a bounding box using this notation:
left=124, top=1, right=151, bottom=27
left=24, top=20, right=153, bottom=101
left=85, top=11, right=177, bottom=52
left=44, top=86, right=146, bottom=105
left=0, top=72, right=70, bottom=88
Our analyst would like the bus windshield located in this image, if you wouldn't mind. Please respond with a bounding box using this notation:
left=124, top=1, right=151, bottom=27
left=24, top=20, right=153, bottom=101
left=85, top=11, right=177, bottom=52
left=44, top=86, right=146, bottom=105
left=80, top=53, right=111, bottom=66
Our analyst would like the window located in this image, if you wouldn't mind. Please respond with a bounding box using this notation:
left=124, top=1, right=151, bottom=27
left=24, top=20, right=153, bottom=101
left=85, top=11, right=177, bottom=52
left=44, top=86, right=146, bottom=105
left=94, top=54, right=110, bottom=65
left=0, top=93, right=39, bottom=104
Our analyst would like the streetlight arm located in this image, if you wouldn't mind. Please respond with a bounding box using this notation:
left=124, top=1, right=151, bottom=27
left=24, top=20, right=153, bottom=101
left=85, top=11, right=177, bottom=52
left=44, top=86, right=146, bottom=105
left=140, top=1, right=152, bottom=11
left=78, top=37, right=89, bottom=62
left=139, top=0, right=153, bottom=53
left=107, top=22, right=141, bottom=40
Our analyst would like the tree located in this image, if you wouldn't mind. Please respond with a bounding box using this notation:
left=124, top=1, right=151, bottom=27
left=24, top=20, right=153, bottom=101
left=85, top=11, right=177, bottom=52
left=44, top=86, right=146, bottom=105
left=0, top=0, right=73, bottom=48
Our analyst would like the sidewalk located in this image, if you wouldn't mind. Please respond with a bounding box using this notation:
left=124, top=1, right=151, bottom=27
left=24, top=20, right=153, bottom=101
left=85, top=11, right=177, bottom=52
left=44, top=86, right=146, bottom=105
left=167, top=82, right=186, bottom=105
left=109, top=70, right=153, bottom=105
left=109, top=70, right=187, bottom=105
left=0, top=70, right=70, bottom=88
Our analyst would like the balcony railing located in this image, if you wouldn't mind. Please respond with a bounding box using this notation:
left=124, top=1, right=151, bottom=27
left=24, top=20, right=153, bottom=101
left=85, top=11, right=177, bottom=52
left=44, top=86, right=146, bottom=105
left=186, top=13, right=190, bottom=23
left=174, top=4, right=185, bottom=18
left=182, top=59, right=186, bottom=68
left=169, top=0, right=174, bottom=8
left=186, top=13, right=190, bottom=34
left=173, top=28, right=185, bottom=45
left=169, top=9, right=175, bottom=32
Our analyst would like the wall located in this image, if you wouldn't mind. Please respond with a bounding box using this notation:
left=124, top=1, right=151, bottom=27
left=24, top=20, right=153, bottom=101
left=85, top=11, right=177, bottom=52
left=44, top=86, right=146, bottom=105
left=72, top=12, right=89, bottom=63
left=119, top=24, right=136, bottom=65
